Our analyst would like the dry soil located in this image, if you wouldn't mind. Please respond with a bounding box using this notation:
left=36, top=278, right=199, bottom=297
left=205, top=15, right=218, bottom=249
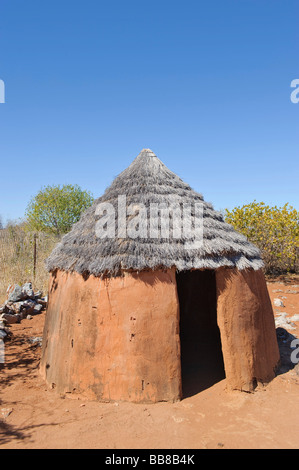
left=0, top=277, right=298, bottom=449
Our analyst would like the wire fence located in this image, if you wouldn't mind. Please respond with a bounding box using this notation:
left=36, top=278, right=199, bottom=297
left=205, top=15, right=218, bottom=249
left=0, top=226, right=60, bottom=303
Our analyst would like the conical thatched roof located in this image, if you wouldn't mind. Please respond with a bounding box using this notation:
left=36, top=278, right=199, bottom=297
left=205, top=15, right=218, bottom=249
left=46, top=149, right=263, bottom=275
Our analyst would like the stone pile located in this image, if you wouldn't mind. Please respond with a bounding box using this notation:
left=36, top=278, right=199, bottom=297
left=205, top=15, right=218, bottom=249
left=0, top=318, right=11, bottom=342
left=0, top=282, right=47, bottom=325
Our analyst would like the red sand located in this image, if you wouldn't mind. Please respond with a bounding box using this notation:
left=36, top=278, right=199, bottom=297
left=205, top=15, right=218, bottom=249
left=1, top=277, right=299, bottom=449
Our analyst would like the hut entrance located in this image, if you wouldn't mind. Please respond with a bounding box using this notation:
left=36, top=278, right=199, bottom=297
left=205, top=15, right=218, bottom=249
left=176, top=270, right=225, bottom=397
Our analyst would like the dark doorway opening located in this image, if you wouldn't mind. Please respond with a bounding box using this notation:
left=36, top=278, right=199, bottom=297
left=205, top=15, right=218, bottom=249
left=176, top=270, right=225, bottom=398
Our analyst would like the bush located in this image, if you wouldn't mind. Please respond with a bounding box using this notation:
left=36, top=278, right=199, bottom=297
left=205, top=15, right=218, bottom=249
left=225, top=201, right=299, bottom=274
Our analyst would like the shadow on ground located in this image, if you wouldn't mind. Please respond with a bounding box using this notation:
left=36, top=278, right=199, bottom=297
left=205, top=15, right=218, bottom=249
left=275, top=327, right=299, bottom=376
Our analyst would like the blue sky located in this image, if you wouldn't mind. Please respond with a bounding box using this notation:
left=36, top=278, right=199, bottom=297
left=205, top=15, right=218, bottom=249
left=0, top=0, right=298, bottom=223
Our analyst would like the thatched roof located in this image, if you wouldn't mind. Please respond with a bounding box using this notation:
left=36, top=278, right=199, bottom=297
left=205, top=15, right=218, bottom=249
left=46, top=149, right=263, bottom=275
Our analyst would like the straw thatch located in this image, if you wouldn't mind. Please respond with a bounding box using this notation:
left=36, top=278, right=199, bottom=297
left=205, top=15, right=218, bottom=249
left=46, top=149, right=263, bottom=275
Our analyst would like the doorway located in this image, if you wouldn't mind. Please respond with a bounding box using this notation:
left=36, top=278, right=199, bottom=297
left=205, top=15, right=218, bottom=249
left=176, top=269, right=225, bottom=398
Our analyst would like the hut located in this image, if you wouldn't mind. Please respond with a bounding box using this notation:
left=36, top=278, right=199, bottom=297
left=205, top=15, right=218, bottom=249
left=40, top=149, right=280, bottom=402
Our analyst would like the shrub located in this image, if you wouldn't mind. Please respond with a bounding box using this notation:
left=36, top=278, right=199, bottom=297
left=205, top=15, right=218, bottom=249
left=225, top=201, right=299, bottom=274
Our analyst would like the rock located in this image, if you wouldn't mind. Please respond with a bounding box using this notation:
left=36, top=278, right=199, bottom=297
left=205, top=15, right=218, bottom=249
left=7, top=285, right=26, bottom=303
left=10, top=302, right=24, bottom=314
left=33, top=304, right=43, bottom=314
left=26, top=314, right=33, bottom=320
left=6, top=284, right=14, bottom=296
left=1, top=408, right=13, bottom=419
left=0, top=305, right=9, bottom=314
left=290, top=314, right=299, bottom=322
left=22, top=299, right=37, bottom=314
left=275, top=313, right=296, bottom=330
left=34, top=291, right=43, bottom=299
left=1, top=312, right=21, bottom=324
left=0, top=325, right=11, bottom=341
left=28, top=336, right=43, bottom=346
left=0, top=329, right=7, bottom=340
left=7, top=299, right=37, bottom=318
left=273, top=298, right=284, bottom=307
left=37, top=298, right=47, bottom=307
left=22, top=282, right=35, bottom=299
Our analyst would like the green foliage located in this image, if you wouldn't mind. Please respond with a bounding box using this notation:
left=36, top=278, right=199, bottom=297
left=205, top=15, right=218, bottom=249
left=26, top=184, right=94, bottom=235
left=225, top=201, right=299, bottom=274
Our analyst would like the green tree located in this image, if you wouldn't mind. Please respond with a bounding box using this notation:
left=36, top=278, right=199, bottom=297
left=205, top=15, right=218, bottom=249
left=26, top=184, right=94, bottom=235
left=225, top=201, right=299, bottom=274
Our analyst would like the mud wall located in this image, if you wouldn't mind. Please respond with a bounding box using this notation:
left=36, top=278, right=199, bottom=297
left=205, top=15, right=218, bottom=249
left=216, top=268, right=280, bottom=391
left=40, top=268, right=181, bottom=403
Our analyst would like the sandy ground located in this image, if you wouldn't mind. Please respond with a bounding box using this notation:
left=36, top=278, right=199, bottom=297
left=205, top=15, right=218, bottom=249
left=0, top=277, right=299, bottom=449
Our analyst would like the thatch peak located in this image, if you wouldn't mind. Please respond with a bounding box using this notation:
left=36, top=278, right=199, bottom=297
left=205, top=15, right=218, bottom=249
left=46, top=149, right=264, bottom=275
left=138, top=148, right=157, bottom=157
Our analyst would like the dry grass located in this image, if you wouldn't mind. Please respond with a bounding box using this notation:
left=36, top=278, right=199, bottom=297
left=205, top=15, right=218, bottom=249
left=265, top=272, right=299, bottom=285
left=0, top=225, right=60, bottom=304
left=1, top=222, right=297, bottom=306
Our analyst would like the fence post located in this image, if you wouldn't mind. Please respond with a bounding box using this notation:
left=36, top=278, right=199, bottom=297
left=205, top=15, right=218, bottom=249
left=33, top=233, right=37, bottom=280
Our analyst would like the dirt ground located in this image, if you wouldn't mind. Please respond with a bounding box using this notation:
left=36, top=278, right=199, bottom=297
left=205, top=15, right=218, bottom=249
left=1, top=276, right=299, bottom=449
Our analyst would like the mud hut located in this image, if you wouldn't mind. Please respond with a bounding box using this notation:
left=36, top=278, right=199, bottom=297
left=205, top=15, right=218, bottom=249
left=40, top=149, right=280, bottom=402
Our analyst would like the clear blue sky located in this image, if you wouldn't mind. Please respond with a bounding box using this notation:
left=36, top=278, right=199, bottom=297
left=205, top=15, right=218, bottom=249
left=0, top=0, right=298, bottom=224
